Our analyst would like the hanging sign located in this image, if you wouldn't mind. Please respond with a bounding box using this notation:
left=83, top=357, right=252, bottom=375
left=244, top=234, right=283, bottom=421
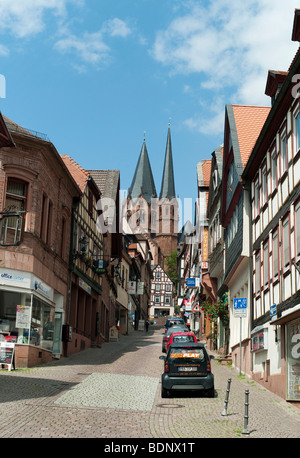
left=128, top=281, right=136, bottom=294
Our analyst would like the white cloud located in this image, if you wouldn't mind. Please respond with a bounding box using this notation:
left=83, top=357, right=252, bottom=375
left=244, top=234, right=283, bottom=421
left=55, top=31, right=110, bottom=65
left=103, top=18, right=132, bottom=38
left=0, top=1, right=132, bottom=70
left=151, top=0, right=300, bottom=133
left=0, top=0, right=72, bottom=38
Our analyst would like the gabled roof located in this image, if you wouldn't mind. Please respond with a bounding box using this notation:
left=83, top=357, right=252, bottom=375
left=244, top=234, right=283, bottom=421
left=226, top=105, right=271, bottom=171
left=0, top=114, right=15, bottom=148
left=197, top=159, right=212, bottom=187
left=159, top=126, right=176, bottom=200
left=128, top=140, right=157, bottom=203
left=61, top=154, right=90, bottom=192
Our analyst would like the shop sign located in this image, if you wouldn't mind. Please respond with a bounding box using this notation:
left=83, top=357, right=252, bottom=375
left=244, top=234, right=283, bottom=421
left=0, top=342, right=15, bottom=371
left=286, top=318, right=300, bottom=401
left=137, top=282, right=144, bottom=295
left=201, top=227, right=209, bottom=262
left=0, top=268, right=31, bottom=288
left=128, top=281, right=136, bottom=294
left=79, top=278, right=91, bottom=295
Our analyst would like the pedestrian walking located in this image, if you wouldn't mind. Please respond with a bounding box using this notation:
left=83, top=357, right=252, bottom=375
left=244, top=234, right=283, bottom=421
left=145, top=320, right=149, bottom=332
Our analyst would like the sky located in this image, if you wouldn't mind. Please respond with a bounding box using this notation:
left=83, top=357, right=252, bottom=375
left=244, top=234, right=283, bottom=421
left=0, top=0, right=299, bottom=219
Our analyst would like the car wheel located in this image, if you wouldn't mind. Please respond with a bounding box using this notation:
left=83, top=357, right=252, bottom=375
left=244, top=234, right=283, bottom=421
left=161, top=387, right=169, bottom=398
left=206, top=386, right=215, bottom=398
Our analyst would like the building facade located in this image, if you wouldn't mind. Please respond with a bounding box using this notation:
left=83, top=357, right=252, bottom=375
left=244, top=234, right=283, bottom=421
left=0, top=116, right=81, bottom=367
left=149, top=264, right=174, bottom=319
left=242, top=10, right=300, bottom=402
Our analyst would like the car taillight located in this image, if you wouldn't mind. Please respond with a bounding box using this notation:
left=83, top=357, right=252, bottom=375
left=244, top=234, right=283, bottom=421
left=166, top=336, right=169, bottom=341
left=165, top=361, right=169, bottom=372
left=207, top=360, right=211, bottom=372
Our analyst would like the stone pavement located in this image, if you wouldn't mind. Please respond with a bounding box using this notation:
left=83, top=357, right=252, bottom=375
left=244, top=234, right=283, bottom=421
left=0, top=326, right=299, bottom=439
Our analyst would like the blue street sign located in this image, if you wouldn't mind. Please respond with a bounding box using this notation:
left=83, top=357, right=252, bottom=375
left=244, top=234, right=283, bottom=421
left=233, top=298, right=247, bottom=318
left=270, top=304, right=277, bottom=317
left=186, top=278, right=196, bottom=287
left=234, top=298, right=247, bottom=309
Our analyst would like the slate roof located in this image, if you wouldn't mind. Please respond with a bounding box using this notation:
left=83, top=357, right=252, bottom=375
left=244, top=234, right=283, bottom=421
left=128, top=140, right=157, bottom=203
left=88, top=169, right=120, bottom=200
left=159, top=126, right=176, bottom=200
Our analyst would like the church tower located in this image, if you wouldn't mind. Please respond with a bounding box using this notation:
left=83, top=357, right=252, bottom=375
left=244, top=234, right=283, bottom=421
left=126, top=125, right=178, bottom=267
left=155, top=123, right=178, bottom=261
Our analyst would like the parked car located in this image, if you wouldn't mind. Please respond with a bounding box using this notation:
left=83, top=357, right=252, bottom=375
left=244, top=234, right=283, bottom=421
left=162, top=325, right=189, bottom=353
left=164, top=318, right=185, bottom=333
left=159, top=342, right=215, bottom=398
left=166, top=331, right=197, bottom=352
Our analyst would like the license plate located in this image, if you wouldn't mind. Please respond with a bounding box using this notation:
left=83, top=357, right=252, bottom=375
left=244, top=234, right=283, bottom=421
left=178, top=366, right=197, bottom=372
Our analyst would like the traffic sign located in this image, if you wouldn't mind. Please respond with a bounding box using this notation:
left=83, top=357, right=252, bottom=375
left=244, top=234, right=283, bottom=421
left=270, top=304, right=277, bottom=318
left=234, top=298, right=247, bottom=318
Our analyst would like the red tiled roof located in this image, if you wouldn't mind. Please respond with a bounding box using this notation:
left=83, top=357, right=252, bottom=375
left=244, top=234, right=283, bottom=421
left=232, top=105, right=271, bottom=168
left=201, top=159, right=212, bottom=187
left=60, top=154, right=89, bottom=192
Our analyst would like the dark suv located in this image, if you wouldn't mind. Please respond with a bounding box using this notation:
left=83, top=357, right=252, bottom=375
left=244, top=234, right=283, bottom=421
left=159, top=342, right=214, bottom=398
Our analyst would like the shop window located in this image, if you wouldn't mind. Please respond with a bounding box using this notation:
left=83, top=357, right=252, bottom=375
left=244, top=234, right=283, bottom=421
left=251, top=328, right=268, bottom=352
left=0, top=291, right=55, bottom=351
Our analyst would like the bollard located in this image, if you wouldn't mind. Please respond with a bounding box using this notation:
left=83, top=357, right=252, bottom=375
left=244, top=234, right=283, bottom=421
left=242, top=389, right=250, bottom=435
left=221, top=378, right=232, bottom=416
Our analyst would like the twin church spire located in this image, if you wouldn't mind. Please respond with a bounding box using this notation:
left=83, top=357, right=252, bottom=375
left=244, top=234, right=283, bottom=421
left=128, top=124, right=176, bottom=203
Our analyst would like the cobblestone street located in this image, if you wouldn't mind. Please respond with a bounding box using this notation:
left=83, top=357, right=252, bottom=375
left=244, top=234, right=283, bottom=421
left=0, top=326, right=299, bottom=441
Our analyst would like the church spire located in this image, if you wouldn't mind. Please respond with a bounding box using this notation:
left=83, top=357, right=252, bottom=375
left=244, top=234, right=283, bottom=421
left=128, top=137, right=157, bottom=203
left=159, top=122, right=176, bottom=200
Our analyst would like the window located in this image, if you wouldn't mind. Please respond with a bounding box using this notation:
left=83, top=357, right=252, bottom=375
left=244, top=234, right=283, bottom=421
left=165, top=296, right=170, bottom=304
left=261, top=164, right=268, bottom=207
left=5, top=179, right=27, bottom=228
left=166, top=284, right=171, bottom=292
left=40, top=194, right=53, bottom=245
left=280, top=130, right=288, bottom=175
left=254, top=177, right=260, bottom=218
left=263, top=241, right=269, bottom=289
left=155, top=284, right=161, bottom=292
left=156, top=272, right=161, bottom=279
left=293, top=109, right=300, bottom=155
left=272, top=228, right=279, bottom=280
left=282, top=215, right=290, bottom=271
left=271, top=148, right=277, bottom=193
left=155, top=296, right=160, bottom=304
left=255, top=251, right=261, bottom=296
left=295, top=201, right=300, bottom=260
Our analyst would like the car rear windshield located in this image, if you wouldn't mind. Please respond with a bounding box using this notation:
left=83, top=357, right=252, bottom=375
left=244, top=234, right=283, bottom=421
left=168, top=320, right=183, bottom=327
left=172, top=335, right=195, bottom=343
left=169, top=348, right=206, bottom=362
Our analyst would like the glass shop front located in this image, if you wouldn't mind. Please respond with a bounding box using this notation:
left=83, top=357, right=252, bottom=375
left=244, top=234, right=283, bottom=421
left=0, top=268, right=61, bottom=367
